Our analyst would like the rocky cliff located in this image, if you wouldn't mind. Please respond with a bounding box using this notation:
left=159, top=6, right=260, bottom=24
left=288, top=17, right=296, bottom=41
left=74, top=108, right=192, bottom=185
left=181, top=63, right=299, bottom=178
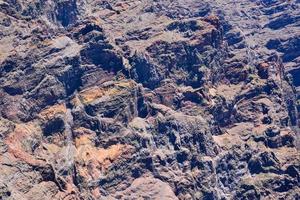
left=0, top=0, right=299, bottom=199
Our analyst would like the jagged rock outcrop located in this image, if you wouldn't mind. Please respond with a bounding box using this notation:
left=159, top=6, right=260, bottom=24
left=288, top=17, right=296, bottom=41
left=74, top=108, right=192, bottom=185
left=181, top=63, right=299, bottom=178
left=0, top=0, right=299, bottom=200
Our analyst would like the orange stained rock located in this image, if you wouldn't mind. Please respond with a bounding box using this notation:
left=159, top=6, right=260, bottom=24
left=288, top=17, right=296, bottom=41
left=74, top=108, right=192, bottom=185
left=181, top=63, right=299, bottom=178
left=213, top=133, right=243, bottom=149
left=43, top=143, right=61, bottom=154
left=259, top=62, right=269, bottom=70
left=75, top=134, right=94, bottom=148
left=75, top=162, right=102, bottom=183
left=79, top=87, right=106, bottom=104
left=74, top=127, right=96, bottom=137
left=115, top=2, right=130, bottom=11
left=6, top=147, right=45, bottom=167
left=79, top=80, right=136, bottom=104
left=90, top=18, right=102, bottom=27
left=91, top=187, right=101, bottom=199
left=75, top=135, right=132, bottom=170
left=114, top=80, right=136, bottom=88
left=77, top=144, right=125, bottom=164
left=74, top=140, right=133, bottom=184
left=71, top=95, right=82, bottom=107
left=64, top=176, right=78, bottom=195
left=253, top=124, right=269, bottom=136
left=39, top=103, right=67, bottom=120
left=4, top=123, right=45, bottom=167
left=273, top=146, right=300, bottom=166
left=5, top=123, right=39, bottom=146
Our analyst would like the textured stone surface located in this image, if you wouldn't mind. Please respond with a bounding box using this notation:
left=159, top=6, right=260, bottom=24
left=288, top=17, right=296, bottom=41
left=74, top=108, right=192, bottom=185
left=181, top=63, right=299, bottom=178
left=0, top=0, right=299, bottom=199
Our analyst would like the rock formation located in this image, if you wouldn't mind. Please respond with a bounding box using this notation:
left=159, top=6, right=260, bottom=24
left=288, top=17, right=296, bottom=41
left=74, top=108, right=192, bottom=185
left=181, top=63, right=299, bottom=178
left=0, top=0, right=299, bottom=199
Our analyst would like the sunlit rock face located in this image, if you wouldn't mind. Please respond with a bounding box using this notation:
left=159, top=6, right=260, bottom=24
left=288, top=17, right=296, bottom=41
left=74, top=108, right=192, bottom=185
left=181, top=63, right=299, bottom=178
left=0, top=0, right=299, bottom=199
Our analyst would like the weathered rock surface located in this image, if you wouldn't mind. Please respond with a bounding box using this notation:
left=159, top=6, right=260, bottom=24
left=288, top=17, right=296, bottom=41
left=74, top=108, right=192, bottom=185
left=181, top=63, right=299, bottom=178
left=0, top=0, right=299, bottom=199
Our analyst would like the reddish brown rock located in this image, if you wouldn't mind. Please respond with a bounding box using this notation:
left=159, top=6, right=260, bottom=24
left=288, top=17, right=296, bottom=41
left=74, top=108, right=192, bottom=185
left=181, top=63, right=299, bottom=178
left=0, top=0, right=299, bottom=200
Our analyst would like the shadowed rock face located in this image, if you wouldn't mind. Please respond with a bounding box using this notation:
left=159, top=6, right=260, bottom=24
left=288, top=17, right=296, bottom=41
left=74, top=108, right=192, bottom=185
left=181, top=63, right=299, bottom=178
left=0, top=0, right=299, bottom=199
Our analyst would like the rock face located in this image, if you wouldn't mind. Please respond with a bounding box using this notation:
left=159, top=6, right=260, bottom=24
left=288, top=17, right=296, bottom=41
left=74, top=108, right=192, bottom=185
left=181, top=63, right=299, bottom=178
left=0, top=0, right=299, bottom=199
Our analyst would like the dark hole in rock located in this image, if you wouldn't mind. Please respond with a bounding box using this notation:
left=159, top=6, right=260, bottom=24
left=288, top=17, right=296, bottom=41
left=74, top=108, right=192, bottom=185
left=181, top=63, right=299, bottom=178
left=267, top=15, right=296, bottom=30
left=262, top=104, right=269, bottom=114
left=273, top=178, right=295, bottom=193
left=79, top=24, right=103, bottom=36
left=167, top=157, right=174, bottom=164
left=191, top=156, right=201, bottom=169
left=141, top=139, right=148, bottom=148
left=3, top=86, right=23, bottom=95
left=262, top=116, right=272, bottom=124
left=248, top=159, right=263, bottom=174
left=131, top=168, right=141, bottom=178
left=137, top=97, right=148, bottom=118
left=176, top=151, right=188, bottom=163
left=288, top=69, right=300, bottom=87
left=235, top=184, right=260, bottom=200
left=285, top=165, right=299, bottom=178
left=1, top=60, right=15, bottom=73
left=266, top=39, right=281, bottom=50
left=281, top=134, right=295, bottom=147
left=35, top=165, right=55, bottom=182
left=168, top=132, right=180, bottom=151
left=43, top=117, right=65, bottom=137
left=141, top=157, right=153, bottom=171
left=225, top=31, right=243, bottom=46
left=258, top=69, right=269, bottom=79
left=166, top=20, right=201, bottom=32
left=159, top=159, right=166, bottom=166
left=202, top=192, right=215, bottom=200
left=266, top=134, right=295, bottom=148
left=220, top=176, right=227, bottom=185
left=183, top=91, right=203, bottom=104
left=265, top=127, right=280, bottom=137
